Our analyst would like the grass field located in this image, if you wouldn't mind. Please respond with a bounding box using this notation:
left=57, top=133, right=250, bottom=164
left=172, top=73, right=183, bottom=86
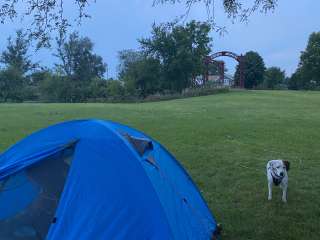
left=0, top=90, right=319, bottom=239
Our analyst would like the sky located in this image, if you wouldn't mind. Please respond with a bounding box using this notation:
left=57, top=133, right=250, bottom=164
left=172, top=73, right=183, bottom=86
left=0, top=0, right=319, bottom=78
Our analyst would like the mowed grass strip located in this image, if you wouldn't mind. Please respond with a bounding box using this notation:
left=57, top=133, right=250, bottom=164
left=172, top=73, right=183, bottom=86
left=0, top=90, right=319, bottom=239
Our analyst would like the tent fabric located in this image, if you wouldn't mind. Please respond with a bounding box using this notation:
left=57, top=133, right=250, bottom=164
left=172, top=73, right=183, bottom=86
left=0, top=119, right=217, bottom=239
left=0, top=148, right=75, bottom=239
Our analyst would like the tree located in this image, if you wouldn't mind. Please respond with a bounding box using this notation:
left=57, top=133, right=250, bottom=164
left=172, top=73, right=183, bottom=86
left=88, top=78, right=109, bottom=100
left=288, top=69, right=303, bottom=90
left=0, top=1, right=277, bottom=47
left=0, top=30, right=37, bottom=102
left=207, top=61, right=221, bottom=76
left=234, top=51, right=265, bottom=89
left=106, top=80, right=125, bottom=99
left=56, top=32, right=106, bottom=81
left=140, top=21, right=212, bottom=92
left=24, top=69, right=52, bottom=101
left=289, top=32, right=320, bottom=90
left=155, top=1, right=277, bottom=31
left=0, top=67, right=24, bottom=102
left=1, top=30, right=35, bottom=75
left=263, top=67, right=285, bottom=89
left=118, top=50, right=162, bottom=97
left=39, top=73, right=73, bottom=102
left=118, top=50, right=144, bottom=80
left=54, top=32, right=106, bottom=101
left=0, top=0, right=93, bottom=48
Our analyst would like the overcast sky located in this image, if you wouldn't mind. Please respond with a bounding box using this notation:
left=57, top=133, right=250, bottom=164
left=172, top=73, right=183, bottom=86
left=0, top=0, right=319, bottom=78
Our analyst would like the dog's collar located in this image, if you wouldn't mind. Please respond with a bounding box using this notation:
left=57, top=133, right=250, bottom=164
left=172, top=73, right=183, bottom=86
left=271, top=169, right=283, bottom=179
left=272, top=175, right=282, bottom=186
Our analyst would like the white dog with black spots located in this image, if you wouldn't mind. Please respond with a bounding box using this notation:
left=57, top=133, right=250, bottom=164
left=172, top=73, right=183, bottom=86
left=266, top=160, right=290, bottom=203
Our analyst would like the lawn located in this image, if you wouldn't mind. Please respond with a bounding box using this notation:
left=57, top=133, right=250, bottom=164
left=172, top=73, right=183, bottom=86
left=0, top=90, right=319, bottom=239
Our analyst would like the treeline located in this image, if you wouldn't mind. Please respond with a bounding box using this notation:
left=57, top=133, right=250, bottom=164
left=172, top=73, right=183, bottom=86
left=0, top=21, right=214, bottom=103
left=1, top=25, right=319, bottom=103
left=234, top=32, right=320, bottom=90
left=0, top=31, right=124, bottom=103
left=234, top=51, right=287, bottom=90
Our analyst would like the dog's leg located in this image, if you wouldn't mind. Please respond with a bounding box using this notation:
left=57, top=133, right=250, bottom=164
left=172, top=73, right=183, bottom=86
left=280, top=182, right=287, bottom=203
left=268, top=181, right=272, bottom=200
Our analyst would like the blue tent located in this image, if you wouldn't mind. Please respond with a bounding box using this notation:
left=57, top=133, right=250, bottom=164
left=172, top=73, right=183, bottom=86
left=0, top=119, right=218, bottom=239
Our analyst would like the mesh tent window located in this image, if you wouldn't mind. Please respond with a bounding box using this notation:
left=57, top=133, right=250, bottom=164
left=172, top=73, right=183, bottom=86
left=121, top=133, right=153, bottom=156
left=0, top=144, right=75, bottom=240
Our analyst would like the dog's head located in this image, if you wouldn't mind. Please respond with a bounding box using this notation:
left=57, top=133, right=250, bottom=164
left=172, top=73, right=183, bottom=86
left=283, top=160, right=290, bottom=172
left=272, top=160, right=288, bottom=177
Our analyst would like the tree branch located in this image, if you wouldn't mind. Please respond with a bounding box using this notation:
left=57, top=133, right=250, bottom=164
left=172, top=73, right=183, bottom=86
left=0, top=0, right=94, bottom=48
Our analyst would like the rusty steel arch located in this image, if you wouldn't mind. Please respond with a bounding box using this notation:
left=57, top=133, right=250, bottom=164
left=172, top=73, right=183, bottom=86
left=204, top=51, right=245, bottom=88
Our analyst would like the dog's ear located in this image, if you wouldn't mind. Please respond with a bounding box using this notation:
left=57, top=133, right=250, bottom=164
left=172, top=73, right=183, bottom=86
left=283, top=160, right=290, bottom=171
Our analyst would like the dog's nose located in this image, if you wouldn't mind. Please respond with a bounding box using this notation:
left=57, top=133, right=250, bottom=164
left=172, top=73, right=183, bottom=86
left=280, top=172, right=284, bottom=177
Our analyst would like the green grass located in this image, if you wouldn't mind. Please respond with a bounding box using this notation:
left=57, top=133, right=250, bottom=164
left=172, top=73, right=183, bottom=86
left=1, top=90, right=320, bottom=239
